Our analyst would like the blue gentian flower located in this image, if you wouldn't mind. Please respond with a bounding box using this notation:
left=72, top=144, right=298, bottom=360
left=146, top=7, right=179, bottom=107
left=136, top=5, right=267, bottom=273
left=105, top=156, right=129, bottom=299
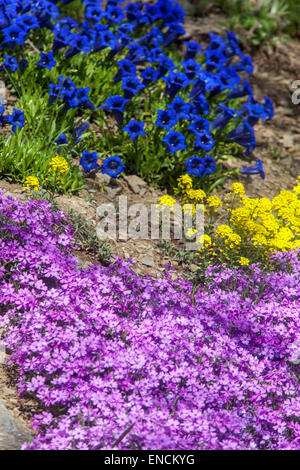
left=8, top=108, right=24, bottom=132
left=226, top=80, right=253, bottom=101
left=157, top=55, right=176, bottom=77
left=163, top=72, right=191, bottom=99
left=194, top=132, right=215, bottom=152
left=207, top=33, right=226, bottom=51
left=162, top=23, right=185, bottom=47
left=0, top=55, right=18, bottom=73
left=65, top=34, right=91, bottom=58
left=138, top=27, right=164, bottom=47
left=37, top=52, right=56, bottom=71
left=196, top=70, right=222, bottom=94
left=181, top=59, right=202, bottom=79
left=148, top=47, right=165, bottom=64
left=162, top=131, right=186, bottom=154
left=144, top=4, right=160, bottom=23
left=72, top=121, right=90, bottom=142
left=56, top=133, right=68, bottom=145
left=210, top=104, right=239, bottom=130
left=184, top=41, right=202, bottom=60
left=106, top=5, right=125, bottom=24
left=85, top=5, right=105, bottom=23
left=53, top=28, right=71, bottom=52
left=123, top=120, right=145, bottom=141
left=262, top=96, right=274, bottom=121
left=80, top=151, right=99, bottom=173
left=125, top=2, right=144, bottom=23
left=125, top=44, right=148, bottom=65
left=2, top=24, right=27, bottom=48
left=19, top=14, right=39, bottom=32
left=113, top=59, right=136, bottom=83
left=188, top=117, right=210, bottom=135
left=202, top=155, right=216, bottom=175
left=68, top=87, right=95, bottom=110
left=240, top=158, right=265, bottom=179
left=167, top=96, right=191, bottom=121
left=190, top=95, right=209, bottom=116
left=205, top=49, right=228, bottom=69
left=121, top=76, right=145, bottom=99
left=94, top=29, right=117, bottom=52
left=232, top=54, right=254, bottom=76
left=185, top=155, right=205, bottom=178
left=102, top=155, right=125, bottom=178
left=140, top=67, right=159, bottom=86
left=156, top=109, right=177, bottom=130
left=101, top=95, right=129, bottom=126
left=227, top=119, right=256, bottom=155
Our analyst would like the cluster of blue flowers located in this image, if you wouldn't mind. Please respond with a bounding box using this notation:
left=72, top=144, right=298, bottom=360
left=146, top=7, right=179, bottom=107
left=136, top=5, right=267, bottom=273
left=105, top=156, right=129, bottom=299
left=0, top=103, right=24, bottom=132
left=0, top=0, right=274, bottom=183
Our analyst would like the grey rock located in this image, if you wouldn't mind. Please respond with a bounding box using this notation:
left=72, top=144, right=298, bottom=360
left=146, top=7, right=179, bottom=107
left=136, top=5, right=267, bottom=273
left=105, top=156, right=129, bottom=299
left=190, top=264, right=199, bottom=273
left=123, top=175, right=147, bottom=194
left=140, top=251, right=155, bottom=267
left=95, top=172, right=111, bottom=186
left=0, top=402, right=33, bottom=450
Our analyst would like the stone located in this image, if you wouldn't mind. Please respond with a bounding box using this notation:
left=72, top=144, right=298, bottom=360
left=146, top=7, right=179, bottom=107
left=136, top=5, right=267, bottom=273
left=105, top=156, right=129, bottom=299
left=95, top=172, right=111, bottom=186
left=190, top=264, right=199, bottom=273
left=140, top=250, right=155, bottom=267
left=123, top=175, right=147, bottom=194
left=0, top=402, right=33, bottom=450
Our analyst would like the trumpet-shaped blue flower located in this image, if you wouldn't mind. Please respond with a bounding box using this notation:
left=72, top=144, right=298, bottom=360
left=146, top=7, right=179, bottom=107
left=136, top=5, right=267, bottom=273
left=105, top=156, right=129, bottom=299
left=226, top=80, right=253, bottom=101
left=162, top=131, right=186, bottom=154
left=101, top=95, right=129, bottom=126
left=56, top=133, right=68, bottom=145
left=0, top=55, right=18, bottom=73
left=102, top=155, right=125, bottom=178
left=227, top=119, right=256, bottom=155
left=211, top=104, right=240, bottom=130
left=72, top=121, right=90, bottom=142
left=240, top=158, right=265, bottom=179
left=121, top=76, right=145, bottom=99
left=8, top=108, right=24, bottom=132
left=113, top=59, right=136, bottom=83
left=156, top=109, right=177, bottom=130
left=123, top=120, right=145, bottom=141
left=167, top=96, right=192, bottom=121
left=194, top=132, right=215, bottom=152
left=188, top=117, right=210, bottom=135
left=163, top=72, right=191, bottom=99
left=80, top=151, right=99, bottom=173
left=184, top=41, right=202, bottom=60
left=140, top=67, right=159, bottom=86
left=185, top=155, right=205, bottom=178
left=37, top=52, right=56, bottom=71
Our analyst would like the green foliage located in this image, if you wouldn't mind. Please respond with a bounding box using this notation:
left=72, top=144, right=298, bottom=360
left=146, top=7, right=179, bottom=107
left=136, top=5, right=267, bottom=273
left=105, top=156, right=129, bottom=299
left=215, top=0, right=300, bottom=46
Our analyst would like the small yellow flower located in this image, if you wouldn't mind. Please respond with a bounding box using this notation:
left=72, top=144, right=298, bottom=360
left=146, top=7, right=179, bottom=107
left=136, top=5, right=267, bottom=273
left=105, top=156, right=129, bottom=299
left=239, top=257, right=250, bottom=266
left=23, top=176, right=40, bottom=192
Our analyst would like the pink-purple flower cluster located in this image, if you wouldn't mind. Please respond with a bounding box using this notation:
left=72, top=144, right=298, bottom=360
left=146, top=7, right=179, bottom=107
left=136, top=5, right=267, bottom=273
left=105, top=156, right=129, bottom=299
left=0, top=190, right=299, bottom=450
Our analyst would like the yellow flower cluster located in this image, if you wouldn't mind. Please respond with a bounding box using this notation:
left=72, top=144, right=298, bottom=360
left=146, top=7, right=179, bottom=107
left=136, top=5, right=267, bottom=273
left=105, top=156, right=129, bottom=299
left=48, top=156, right=69, bottom=175
left=45, top=156, right=69, bottom=188
left=159, top=174, right=300, bottom=268
left=23, top=176, right=40, bottom=194
left=157, top=195, right=176, bottom=209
